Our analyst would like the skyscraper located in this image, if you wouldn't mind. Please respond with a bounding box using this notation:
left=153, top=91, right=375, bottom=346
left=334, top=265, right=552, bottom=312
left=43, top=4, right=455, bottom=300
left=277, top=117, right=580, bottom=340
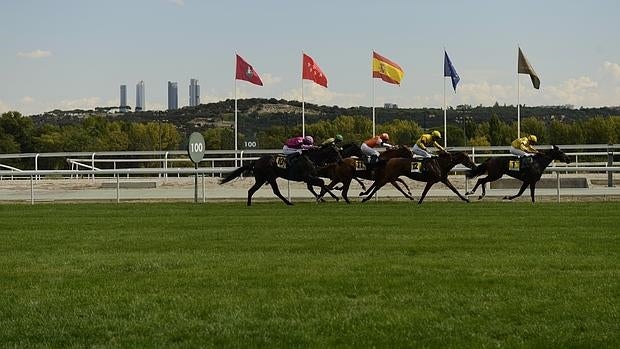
left=189, top=79, right=200, bottom=107
left=168, top=81, right=178, bottom=110
left=119, top=85, right=128, bottom=112
left=136, top=81, right=145, bottom=111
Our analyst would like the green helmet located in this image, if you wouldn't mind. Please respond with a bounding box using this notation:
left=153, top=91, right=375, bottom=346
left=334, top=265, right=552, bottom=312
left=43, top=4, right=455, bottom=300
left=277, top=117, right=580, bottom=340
left=335, top=134, right=343, bottom=142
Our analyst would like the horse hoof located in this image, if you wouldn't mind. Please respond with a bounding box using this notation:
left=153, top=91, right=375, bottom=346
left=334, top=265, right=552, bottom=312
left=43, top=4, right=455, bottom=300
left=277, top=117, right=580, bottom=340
left=478, top=196, right=483, bottom=200
left=465, top=199, right=470, bottom=203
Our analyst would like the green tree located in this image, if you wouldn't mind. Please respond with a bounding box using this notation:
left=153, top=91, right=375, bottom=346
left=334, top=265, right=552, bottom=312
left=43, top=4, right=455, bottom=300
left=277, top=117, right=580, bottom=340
left=520, top=117, right=547, bottom=143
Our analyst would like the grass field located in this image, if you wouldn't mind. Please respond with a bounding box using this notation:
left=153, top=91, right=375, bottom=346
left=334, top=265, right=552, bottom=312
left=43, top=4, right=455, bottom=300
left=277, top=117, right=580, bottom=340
left=0, top=202, right=618, bottom=348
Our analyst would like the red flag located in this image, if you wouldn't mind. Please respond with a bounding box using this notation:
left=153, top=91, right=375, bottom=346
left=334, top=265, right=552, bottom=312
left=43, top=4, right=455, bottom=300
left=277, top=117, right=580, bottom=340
left=235, top=54, right=263, bottom=86
left=302, top=53, right=328, bottom=88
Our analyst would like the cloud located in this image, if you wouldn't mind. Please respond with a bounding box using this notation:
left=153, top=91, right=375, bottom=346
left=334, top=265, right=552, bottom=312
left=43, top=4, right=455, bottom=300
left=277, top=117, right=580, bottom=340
left=21, top=96, right=34, bottom=104
left=281, top=84, right=364, bottom=106
left=260, top=73, right=282, bottom=86
left=168, top=0, right=184, bottom=6
left=17, top=49, right=52, bottom=59
left=545, top=76, right=601, bottom=106
left=0, top=100, right=9, bottom=114
left=50, top=97, right=102, bottom=110
left=455, top=82, right=513, bottom=106
left=603, top=61, right=620, bottom=79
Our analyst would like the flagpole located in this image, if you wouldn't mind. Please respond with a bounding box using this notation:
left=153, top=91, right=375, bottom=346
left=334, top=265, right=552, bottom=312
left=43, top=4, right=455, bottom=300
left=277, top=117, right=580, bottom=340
left=443, top=49, right=447, bottom=148
left=301, top=52, right=305, bottom=137
left=517, top=45, right=521, bottom=139
left=372, top=77, right=376, bottom=136
left=234, top=71, right=238, bottom=167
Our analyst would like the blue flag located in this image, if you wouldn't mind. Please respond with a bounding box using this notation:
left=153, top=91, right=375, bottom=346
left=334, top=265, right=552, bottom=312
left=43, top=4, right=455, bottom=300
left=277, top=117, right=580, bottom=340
left=444, top=51, right=460, bottom=92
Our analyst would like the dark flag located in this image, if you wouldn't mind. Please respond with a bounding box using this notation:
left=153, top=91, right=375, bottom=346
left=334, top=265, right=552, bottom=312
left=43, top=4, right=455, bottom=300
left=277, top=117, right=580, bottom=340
left=444, top=51, right=460, bottom=92
left=518, top=47, right=540, bottom=89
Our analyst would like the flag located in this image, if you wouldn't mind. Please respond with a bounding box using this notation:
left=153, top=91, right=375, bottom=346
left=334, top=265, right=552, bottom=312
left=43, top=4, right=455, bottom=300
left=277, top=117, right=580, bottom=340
left=372, top=51, right=404, bottom=85
left=444, top=51, right=460, bottom=92
left=235, top=54, right=263, bottom=86
left=302, top=53, right=328, bottom=88
left=518, top=47, right=540, bottom=89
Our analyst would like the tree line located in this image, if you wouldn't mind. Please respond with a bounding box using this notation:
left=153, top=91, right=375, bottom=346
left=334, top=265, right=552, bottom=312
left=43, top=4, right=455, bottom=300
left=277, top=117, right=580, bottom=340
left=1, top=110, right=618, bottom=169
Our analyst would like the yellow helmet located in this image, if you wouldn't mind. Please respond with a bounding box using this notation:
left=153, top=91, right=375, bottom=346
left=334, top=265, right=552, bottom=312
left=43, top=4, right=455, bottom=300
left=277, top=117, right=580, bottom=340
left=528, top=135, right=538, bottom=143
left=431, top=130, right=442, bottom=139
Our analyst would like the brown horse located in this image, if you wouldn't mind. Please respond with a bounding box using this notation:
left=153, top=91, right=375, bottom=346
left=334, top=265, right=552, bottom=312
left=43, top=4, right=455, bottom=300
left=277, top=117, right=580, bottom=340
left=361, top=151, right=477, bottom=204
left=317, top=146, right=414, bottom=203
left=219, top=144, right=342, bottom=206
left=465, top=145, right=571, bottom=202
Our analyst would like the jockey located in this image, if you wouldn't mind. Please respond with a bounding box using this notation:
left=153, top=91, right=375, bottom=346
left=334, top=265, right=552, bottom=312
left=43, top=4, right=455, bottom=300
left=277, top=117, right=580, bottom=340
left=283, top=135, right=314, bottom=156
left=361, top=133, right=392, bottom=164
left=413, top=130, right=445, bottom=158
left=320, top=134, right=344, bottom=148
left=510, top=134, right=539, bottom=157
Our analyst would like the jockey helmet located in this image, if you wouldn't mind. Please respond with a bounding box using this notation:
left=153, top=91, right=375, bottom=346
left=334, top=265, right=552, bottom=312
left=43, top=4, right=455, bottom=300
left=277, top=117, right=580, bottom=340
left=380, top=133, right=390, bottom=141
left=303, top=135, right=314, bottom=145
left=528, top=134, right=538, bottom=143
left=431, top=130, right=442, bottom=139
left=335, top=134, right=343, bottom=142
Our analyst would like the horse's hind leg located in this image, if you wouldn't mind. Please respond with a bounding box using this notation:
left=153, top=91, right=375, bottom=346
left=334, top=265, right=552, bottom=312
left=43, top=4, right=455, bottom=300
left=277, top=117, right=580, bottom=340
left=361, top=180, right=386, bottom=202
left=503, top=181, right=529, bottom=201
left=247, top=177, right=266, bottom=206
left=268, top=178, right=293, bottom=205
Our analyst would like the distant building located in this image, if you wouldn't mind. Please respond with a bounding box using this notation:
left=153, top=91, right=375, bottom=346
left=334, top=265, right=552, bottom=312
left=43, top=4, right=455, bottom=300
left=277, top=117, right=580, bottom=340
left=168, top=81, right=178, bottom=110
left=189, top=79, right=200, bottom=107
left=384, top=103, right=398, bottom=109
left=136, top=81, right=145, bottom=111
left=119, top=85, right=128, bottom=112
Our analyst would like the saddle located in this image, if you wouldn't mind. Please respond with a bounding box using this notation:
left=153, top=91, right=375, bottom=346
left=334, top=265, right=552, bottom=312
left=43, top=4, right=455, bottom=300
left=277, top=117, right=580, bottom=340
left=508, top=156, right=533, bottom=171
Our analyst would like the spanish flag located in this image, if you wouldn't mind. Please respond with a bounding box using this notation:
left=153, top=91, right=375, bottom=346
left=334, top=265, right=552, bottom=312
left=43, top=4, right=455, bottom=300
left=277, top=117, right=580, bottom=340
left=372, top=51, right=404, bottom=85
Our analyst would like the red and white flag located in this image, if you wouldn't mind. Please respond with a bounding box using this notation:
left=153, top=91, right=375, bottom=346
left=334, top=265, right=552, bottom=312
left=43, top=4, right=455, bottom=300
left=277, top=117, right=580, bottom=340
left=302, top=53, right=328, bottom=88
left=235, top=54, right=263, bottom=86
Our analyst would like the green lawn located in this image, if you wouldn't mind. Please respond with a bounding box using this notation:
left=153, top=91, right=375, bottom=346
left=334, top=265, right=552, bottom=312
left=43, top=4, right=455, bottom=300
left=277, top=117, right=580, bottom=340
left=0, top=202, right=618, bottom=348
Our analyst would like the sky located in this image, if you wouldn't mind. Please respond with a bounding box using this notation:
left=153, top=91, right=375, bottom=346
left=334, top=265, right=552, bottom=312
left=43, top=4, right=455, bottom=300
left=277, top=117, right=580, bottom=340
left=1, top=0, right=619, bottom=116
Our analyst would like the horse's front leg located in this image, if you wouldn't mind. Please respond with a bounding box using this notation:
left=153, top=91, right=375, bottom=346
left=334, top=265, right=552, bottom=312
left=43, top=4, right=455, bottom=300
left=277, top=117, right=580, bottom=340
left=395, top=178, right=412, bottom=196
left=309, top=177, right=338, bottom=202
left=353, top=177, right=367, bottom=191
left=503, top=181, right=529, bottom=201
left=529, top=182, right=537, bottom=203
left=442, top=179, right=470, bottom=203
left=390, top=180, right=414, bottom=200
left=417, top=182, right=434, bottom=204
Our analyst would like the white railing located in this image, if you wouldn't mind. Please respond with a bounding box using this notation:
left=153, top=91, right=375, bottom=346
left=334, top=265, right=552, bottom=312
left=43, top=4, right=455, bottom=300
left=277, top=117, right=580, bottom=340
left=1, top=166, right=619, bottom=204
left=1, top=144, right=618, bottom=182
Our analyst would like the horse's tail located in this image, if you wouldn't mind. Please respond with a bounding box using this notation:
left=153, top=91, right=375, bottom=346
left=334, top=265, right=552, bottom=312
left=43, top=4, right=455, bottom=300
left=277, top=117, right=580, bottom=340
left=466, top=161, right=487, bottom=178
left=220, top=162, right=255, bottom=184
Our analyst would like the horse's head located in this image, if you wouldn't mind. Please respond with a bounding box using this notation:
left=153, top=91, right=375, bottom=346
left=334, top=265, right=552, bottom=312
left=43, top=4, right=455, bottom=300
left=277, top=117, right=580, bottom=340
left=452, top=151, right=477, bottom=169
left=340, top=142, right=364, bottom=158
left=547, top=145, right=571, bottom=164
left=309, top=143, right=343, bottom=166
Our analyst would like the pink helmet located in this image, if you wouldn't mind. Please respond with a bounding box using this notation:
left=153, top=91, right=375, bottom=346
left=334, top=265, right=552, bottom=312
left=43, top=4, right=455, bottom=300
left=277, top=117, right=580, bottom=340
left=303, top=135, right=314, bottom=145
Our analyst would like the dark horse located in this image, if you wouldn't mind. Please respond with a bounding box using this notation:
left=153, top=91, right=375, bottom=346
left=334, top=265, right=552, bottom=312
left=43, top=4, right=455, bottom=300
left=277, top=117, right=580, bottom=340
left=465, top=145, right=571, bottom=202
left=361, top=151, right=477, bottom=204
left=220, top=144, right=342, bottom=206
left=317, top=146, right=415, bottom=203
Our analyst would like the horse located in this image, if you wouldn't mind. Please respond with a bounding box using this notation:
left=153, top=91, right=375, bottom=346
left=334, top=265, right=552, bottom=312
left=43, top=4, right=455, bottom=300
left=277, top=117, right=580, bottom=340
left=316, top=145, right=415, bottom=203
left=361, top=151, right=477, bottom=204
left=465, top=145, right=571, bottom=202
left=219, top=144, right=342, bottom=206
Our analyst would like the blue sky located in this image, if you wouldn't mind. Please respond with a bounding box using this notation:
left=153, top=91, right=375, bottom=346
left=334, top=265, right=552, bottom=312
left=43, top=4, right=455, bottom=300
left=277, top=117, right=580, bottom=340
left=1, top=0, right=619, bottom=115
